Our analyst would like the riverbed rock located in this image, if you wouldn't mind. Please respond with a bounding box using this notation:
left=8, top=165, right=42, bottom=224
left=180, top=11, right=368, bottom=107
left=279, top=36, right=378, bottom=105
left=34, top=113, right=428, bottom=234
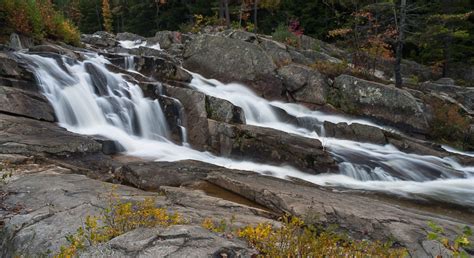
left=205, top=171, right=474, bottom=257
left=183, top=34, right=283, bottom=99
left=330, top=75, right=430, bottom=134
left=0, top=167, right=264, bottom=257
left=207, top=120, right=336, bottom=173
left=277, top=64, right=329, bottom=105
left=151, top=31, right=182, bottom=50
left=116, top=32, right=146, bottom=42
left=0, top=53, right=36, bottom=91
left=135, top=55, right=191, bottom=82
left=0, top=86, right=55, bottom=122
left=28, top=44, right=78, bottom=59
left=206, top=95, right=246, bottom=124
left=162, top=85, right=209, bottom=150
left=115, top=160, right=215, bottom=191
left=81, top=31, right=117, bottom=48
left=323, top=121, right=387, bottom=144
left=0, top=114, right=102, bottom=156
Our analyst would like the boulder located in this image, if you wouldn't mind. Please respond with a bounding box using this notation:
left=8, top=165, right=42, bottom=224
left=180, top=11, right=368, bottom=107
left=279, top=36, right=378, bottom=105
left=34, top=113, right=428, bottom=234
left=259, top=38, right=292, bottom=67
left=207, top=120, right=336, bottom=173
left=115, top=160, right=220, bottom=191
left=0, top=86, right=55, bottom=122
left=158, top=94, right=187, bottom=144
left=161, top=85, right=209, bottom=150
left=277, top=64, right=329, bottom=105
left=0, top=114, right=102, bottom=156
left=150, top=31, right=182, bottom=49
left=116, top=32, right=145, bottom=42
left=330, top=75, right=430, bottom=134
left=80, top=31, right=117, bottom=48
left=206, top=95, right=246, bottom=124
left=222, top=30, right=258, bottom=43
left=323, top=121, right=387, bottom=145
left=135, top=55, right=191, bottom=82
left=299, top=35, right=347, bottom=59
left=183, top=34, right=283, bottom=99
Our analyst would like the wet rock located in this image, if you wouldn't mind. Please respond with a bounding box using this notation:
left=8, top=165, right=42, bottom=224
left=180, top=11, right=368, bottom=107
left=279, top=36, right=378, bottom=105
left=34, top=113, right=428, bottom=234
left=207, top=120, right=336, bottom=173
left=0, top=114, right=102, bottom=156
left=183, top=34, right=283, bottom=100
left=0, top=86, right=55, bottom=122
left=0, top=53, right=36, bottom=91
left=158, top=95, right=186, bottom=144
left=206, top=96, right=246, bottom=124
left=323, top=122, right=387, bottom=145
left=162, top=85, right=209, bottom=150
left=116, top=32, right=145, bottom=42
left=330, top=75, right=429, bottom=134
left=135, top=55, right=191, bottom=82
left=115, top=160, right=218, bottom=191
left=81, top=31, right=117, bottom=48
left=84, top=62, right=109, bottom=96
left=28, top=44, right=77, bottom=59
left=278, top=64, right=329, bottom=105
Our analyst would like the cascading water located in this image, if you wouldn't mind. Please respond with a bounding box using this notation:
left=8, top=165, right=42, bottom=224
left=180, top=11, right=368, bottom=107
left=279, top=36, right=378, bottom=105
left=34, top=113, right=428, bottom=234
left=18, top=51, right=474, bottom=208
left=188, top=72, right=474, bottom=206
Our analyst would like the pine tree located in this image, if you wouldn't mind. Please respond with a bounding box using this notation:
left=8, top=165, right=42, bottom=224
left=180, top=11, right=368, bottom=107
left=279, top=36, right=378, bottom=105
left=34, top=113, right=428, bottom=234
left=102, top=0, right=113, bottom=32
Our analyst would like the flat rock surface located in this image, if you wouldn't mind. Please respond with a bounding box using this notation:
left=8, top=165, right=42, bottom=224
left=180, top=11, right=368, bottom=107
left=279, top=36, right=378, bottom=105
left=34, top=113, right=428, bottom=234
left=0, top=167, right=267, bottom=257
left=0, top=86, right=55, bottom=122
left=0, top=114, right=102, bottom=156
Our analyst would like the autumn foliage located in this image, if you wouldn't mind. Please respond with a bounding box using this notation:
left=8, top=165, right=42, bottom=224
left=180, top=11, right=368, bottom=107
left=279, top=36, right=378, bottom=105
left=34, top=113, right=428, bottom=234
left=0, top=0, right=80, bottom=45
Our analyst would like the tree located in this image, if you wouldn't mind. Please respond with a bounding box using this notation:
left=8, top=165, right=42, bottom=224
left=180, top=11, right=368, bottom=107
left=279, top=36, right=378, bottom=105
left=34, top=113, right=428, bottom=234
left=394, top=0, right=406, bottom=88
left=102, top=0, right=113, bottom=32
left=417, top=11, right=472, bottom=77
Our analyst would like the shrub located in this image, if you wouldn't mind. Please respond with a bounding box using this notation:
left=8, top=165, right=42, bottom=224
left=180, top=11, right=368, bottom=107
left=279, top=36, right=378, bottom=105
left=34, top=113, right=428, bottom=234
left=56, top=188, right=183, bottom=257
left=237, top=216, right=407, bottom=257
left=311, top=60, right=390, bottom=84
left=272, top=23, right=300, bottom=48
left=428, top=97, right=470, bottom=146
left=426, top=221, right=472, bottom=257
left=0, top=0, right=80, bottom=45
left=203, top=215, right=406, bottom=257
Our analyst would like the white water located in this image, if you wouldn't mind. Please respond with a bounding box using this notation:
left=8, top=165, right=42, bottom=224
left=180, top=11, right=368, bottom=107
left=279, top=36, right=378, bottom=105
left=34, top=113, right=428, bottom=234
left=19, top=52, right=474, bottom=208
left=119, top=40, right=161, bottom=50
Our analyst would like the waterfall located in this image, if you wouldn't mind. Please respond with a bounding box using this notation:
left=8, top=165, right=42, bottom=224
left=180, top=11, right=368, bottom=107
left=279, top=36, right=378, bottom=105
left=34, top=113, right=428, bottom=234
left=18, top=52, right=474, bottom=208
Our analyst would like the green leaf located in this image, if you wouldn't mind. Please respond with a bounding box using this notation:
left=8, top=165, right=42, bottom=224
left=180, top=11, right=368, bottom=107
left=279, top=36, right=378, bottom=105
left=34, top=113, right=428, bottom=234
left=427, top=232, right=438, bottom=240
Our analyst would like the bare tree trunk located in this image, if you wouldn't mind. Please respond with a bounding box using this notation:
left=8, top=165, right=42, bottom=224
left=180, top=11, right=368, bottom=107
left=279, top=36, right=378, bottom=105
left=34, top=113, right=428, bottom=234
left=443, top=35, right=452, bottom=77
left=253, top=0, right=259, bottom=32
left=219, top=0, right=225, bottom=21
left=224, top=0, right=230, bottom=28
left=395, top=0, right=406, bottom=88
